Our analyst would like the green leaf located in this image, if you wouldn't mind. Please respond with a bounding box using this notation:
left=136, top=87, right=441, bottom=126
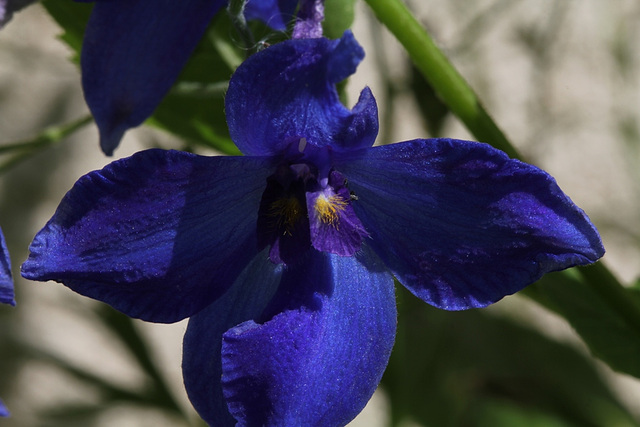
left=525, top=268, right=640, bottom=379
left=41, top=0, right=92, bottom=61
left=475, top=399, right=570, bottom=427
left=147, top=14, right=241, bottom=154
left=323, top=0, right=356, bottom=39
left=382, top=285, right=638, bottom=427
left=94, top=305, right=186, bottom=417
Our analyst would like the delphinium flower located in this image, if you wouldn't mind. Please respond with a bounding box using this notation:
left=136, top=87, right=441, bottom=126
left=78, top=0, right=297, bottom=155
left=21, top=31, right=604, bottom=426
left=0, top=227, right=14, bottom=417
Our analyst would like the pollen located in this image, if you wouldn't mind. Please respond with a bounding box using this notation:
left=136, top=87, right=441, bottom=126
left=269, top=196, right=303, bottom=235
left=315, top=194, right=348, bottom=227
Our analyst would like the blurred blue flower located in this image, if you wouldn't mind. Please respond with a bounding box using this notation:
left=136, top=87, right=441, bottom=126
left=22, top=32, right=604, bottom=426
left=78, top=0, right=298, bottom=155
left=0, top=0, right=37, bottom=28
left=0, top=227, right=14, bottom=417
left=0, top=230, right=13, bottom=308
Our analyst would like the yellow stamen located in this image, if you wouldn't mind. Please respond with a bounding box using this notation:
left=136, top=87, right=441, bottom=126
left=269, top=196, right=302, bottom=235
left=315, top=194, right=348, bottom=227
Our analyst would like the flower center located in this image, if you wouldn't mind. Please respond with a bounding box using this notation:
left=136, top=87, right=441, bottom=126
left=314, top=194, right=348, bottom=227
left=268, top=196, right=303, bottom=236
left=257, top=146, right=368, bottom=265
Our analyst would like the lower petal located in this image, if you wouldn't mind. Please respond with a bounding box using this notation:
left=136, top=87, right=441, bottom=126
left=22, top=150, right=274, bottom=323
left=336, top=139, right=604, bottom=310
left=182, top=250, right=283, bottom=427
left=221, top=246, right=396, bottom=426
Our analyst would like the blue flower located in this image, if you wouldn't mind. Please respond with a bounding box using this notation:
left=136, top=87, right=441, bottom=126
left=0, top=227, right=14, bottom=418
left=0, top=0, right=37, bottom=28
left=22, top=32, right=604, bottom=426
left=78, top=0, right=298, bottom=156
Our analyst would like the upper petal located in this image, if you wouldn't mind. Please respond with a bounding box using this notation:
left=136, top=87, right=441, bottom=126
left=221, top=246, right=396, bottom=426
left=226, top=31, right=379, bottom=156
left=0, top=227, right=14, bottom=306
left=81, top=0, right=225, bottom=155
left=244, top=0, right=298, bottom=31
left=335, top=138, right=604, bottom=310
left=183, top=250, right=283, bottom=427
left=21, top=149, right=274, bottom=323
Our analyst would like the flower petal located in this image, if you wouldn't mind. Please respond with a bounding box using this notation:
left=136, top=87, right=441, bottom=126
left=21, top=149, right=274, bottom=323
left=221, top=246, right=396, bottom=426
left=0, top=228, right=14, bottom=307
left=0, top=398, right=8, bottom=417
left=307, top=170, right=368, bottom=256
left=226, top=31, right=378, bottom=156
left=245, top=0, right=298, bottom=31
left=336, top=138, right=605, bottom=310
left=81, top=0, right=225, bottom=155
left=183, top=249, right=282, bottom=427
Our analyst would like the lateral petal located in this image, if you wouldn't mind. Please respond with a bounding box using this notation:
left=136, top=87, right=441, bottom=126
left=226, top=31, right=379, bottom=156
left=221, top=246, right=396, bottom=426
left=182, top=250, right=283, bottom=427
left=81, top=0, right=225, bottom=155
left=336, top=138, right=604, bottom=310
left=0, top=228, right=14, bottom=306
left=22, top=149, right=274, bottom=323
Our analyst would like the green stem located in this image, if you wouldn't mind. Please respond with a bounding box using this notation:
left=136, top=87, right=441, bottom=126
left=579, top=262, right=640, bottom=335
left=362, top=0, right=519, bottom=159
left=0, top=115, right=93, bottom=154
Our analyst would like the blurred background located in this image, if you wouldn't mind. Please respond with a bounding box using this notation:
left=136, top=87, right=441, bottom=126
left=1, top=0, right=639, bottom=425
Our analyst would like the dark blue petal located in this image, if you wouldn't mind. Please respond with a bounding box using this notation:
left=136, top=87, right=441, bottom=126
left=183, top=250, right=283, bottom=427
left=221, top=246, right=396, bottom=426
left=245, top=0, right=297, bottom=30
left=226, top=31, right=378, bottom=156
left=0, top=228, right=14, bottom=307
left=21, top=149, right=274, bottom=323
left=336, top=139, right=604, bottom=310
left=82, top=0, right=225, bottom=155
